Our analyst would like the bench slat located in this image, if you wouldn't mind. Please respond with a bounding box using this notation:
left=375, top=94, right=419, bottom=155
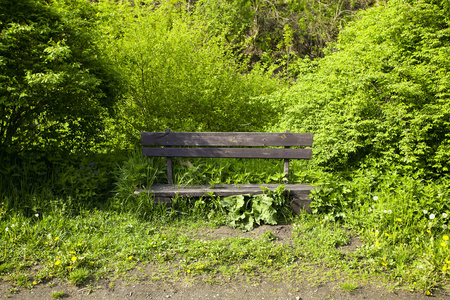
left=135, top=184, right=315, bottom=197
left=142, top=131, right=313, bottom=147
left=142, top=147, right=312, bottom=159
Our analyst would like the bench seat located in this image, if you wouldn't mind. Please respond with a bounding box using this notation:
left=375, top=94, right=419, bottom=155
left=135, top=183, right=315, bottom=213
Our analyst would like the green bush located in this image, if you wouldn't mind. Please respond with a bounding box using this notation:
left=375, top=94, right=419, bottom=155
left=96, top=1, right=282, bottom=149
left=0, top=0, right=122, bottom=157
left=275, top=0, right=450, bottom=176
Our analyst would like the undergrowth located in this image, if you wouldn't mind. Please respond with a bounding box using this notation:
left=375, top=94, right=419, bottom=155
left=1, top=151, right=450, bottom=295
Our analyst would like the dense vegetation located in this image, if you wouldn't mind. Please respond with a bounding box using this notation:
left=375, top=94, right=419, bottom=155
left=1, top=0, right=450, bottom=295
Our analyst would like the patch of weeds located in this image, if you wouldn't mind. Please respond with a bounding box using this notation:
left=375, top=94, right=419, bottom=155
left=339, top=281, right=358, bottom=292
left=260, top=230, right=276, bottom=242
left=52, top=291, right=66, bottom=298
left=220, top=186, right=292, bottom=231
left=0, top=263, right=14, bottom=274
left=69, top=268, right=90, bottom=285
left=12, top=273, right=30, bottom=287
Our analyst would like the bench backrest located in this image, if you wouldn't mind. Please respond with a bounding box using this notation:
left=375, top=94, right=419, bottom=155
left=141, top=129, right=313, bottom=184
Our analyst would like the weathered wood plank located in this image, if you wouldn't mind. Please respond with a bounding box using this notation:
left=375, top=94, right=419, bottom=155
left=142, top=148, right=312, bottom=159
left=134, top=184, right=314, bottom=214
left=135, top=184, right=315, bottom=197
left=141, top=131, right=314, bottom=147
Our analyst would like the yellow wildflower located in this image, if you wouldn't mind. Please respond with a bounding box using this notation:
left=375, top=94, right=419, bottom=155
left=71, top=256, right=77, bottom=262
left=187, top=269, right=190, bottom=273
left=54, top=237, right=59, bottom=241
left=441, top=242, right=447, bottom=247
left=33, top=281, right=37, bottom=285
left=54, top=260, right=60, bottom=266
left=443, top=235, right=449, bottom=241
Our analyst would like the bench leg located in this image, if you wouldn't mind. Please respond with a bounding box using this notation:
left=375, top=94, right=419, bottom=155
left=289, top=194, right=312, bottom=214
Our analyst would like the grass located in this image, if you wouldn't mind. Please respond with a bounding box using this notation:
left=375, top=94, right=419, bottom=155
left=1, top=153, right=450, bottom=295
left=0, top=207, right=425, bottom=295
left=52, top=291, right=66, bottom=299
left=0, top=208, right=357, bottom=289
left=339, top=281, right=359, bottom=292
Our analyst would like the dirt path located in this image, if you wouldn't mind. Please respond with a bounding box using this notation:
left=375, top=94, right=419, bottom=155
left=2, top=276, right=449, bottom=300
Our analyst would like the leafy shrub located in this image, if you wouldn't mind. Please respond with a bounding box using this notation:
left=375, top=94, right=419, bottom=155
left=0, top=0, right=122, bottom=157
left=275, top=0, right=450, bottom=176
left=96, top=0, right=282, bottom=149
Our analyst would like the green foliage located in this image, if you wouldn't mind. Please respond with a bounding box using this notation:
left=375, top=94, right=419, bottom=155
left=220, top=186, right=293, bottom=231
left=95, top=1, right=281, bottom=148
left=68, top=268, right=90, bottom=285
left=52, top=291, right=66, bottom=299
left=194, top=0, right=375, bottom=74
left=0, top=152, right=122, bottom=215
left=0, top=0, right=122, bottom=157
left=111, top=151, right=166, bottom=216
left=277, top=0, right=450, bottom=176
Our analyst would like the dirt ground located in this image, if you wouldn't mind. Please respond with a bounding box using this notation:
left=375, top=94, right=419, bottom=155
left=2, top=225, right=450, bottom=300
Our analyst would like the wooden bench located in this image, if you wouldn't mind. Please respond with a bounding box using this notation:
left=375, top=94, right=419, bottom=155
left=136, top=129, right=315, bottom=214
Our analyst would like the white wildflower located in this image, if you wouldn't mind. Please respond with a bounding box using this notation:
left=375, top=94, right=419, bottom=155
left=368, top=208, right=372, bottom=212
left=423, top=210, right=428, bottom=214
left=429, top=214, right=436, bottom=220
left=35, top=213, right=39, bottom=218
left=11, top=224, right=15, bottom=228
left=388, top=210, right=392, bottom=214
left=373, top=196, right=378, bottom=201
left=443, top=224, right=448, bottom=230
left=443, top=213, right=448, bottom=218
left=383, top=210, right=388, bottom=214
left=5, top=227, right=9, bottom=232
